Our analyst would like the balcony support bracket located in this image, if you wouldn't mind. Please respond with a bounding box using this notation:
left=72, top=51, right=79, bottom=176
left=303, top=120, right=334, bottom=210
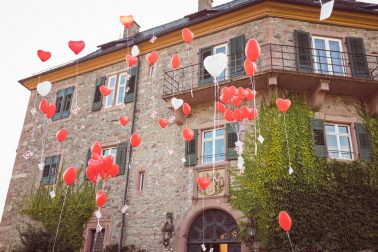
left=264, top=75, right=278, bottom=106
left=309, top=79, right=329, bottom=110
left=365, top=90, right=378, bottom=115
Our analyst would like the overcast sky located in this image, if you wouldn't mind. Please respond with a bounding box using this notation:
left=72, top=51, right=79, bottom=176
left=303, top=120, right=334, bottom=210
left=0, top=0, right=377, bottom=221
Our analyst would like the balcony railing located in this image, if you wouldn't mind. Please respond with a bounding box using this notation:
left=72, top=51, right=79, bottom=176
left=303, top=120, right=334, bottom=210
left=163, top=43, right=378, bottom=97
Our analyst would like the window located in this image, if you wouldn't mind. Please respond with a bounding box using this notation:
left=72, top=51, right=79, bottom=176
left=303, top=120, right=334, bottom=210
left=89, top=229, right=105, bottom=252
left=312, top=37, right=345, bottom=76
left=149, top=65, right=156, bottom=78
left=138, top=172, right=145, bottom=191
left=104, top=73, right=128, bottom=108
left=41, top=155, right=60, bottom=185
left=53, top=86, right=74, bottom=121
left=102, top=147, right=117, bottom=162
left=202, top=128, right=225, bottom=164
left=325, top=124, right=353, bottom=160
left=213, top=44, right=228, bottom=81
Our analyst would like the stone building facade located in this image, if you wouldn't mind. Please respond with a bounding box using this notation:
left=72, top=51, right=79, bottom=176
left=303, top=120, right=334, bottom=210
left=1, top=0, right=378, bottom=251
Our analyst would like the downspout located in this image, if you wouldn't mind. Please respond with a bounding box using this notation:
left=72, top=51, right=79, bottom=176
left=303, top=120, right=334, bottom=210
left=119, top=58, right=140, bottom=251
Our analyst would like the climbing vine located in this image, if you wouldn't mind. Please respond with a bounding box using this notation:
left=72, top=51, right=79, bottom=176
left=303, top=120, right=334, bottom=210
left=231, top=95, right=378, bottom=251
left=20, top=169, right=98, bottom=251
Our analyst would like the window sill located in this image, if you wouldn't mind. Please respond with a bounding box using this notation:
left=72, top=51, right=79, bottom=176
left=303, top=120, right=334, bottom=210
left=102, top=104, right=125, bottom=112
left=194, top=161, right=229, bottom=170
left=51, top=116, right=71, bottom=125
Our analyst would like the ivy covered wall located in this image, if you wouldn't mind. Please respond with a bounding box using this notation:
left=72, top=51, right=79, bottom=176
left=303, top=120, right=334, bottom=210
left=231, top=95, right=378, bottom=251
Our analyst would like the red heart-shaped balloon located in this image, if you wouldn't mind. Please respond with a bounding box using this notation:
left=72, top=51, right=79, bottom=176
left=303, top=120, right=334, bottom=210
left=247, top=108, right=258, bottom=120
left=56, top=128, right=68, bottom=143
left=100, top=86, right=112, bottom=97
left=39, top=99, right=49, bottom=113
left=171, top=53, right=181, bottom=69
left=245, top=38, right=260, bottom=62
left=86, top=166, right=98, bottom=183
left=91, top=141, right=102, bottom=156
left=46, top=104, right=56, bottom=119
left=146, top=51, right=159, bottom=65
left=68, top=40, right=85, bottom=55
left=88, top=157, right=103, bottom=176
left=120, top=15, right=134, bottom=28
left=246, top=88, right=256, bottom=101
left=96, top=191, right=107, bottom=207
left=63, top=166, right=77, bottom=186
left=278, top=211, right=292, bottom=232
left=224, top=109, right=235, bottom=122
left=220, top=95, right=230, bottom=105
left=130, top=133, right=141, bottom=147
left=197, top=177, right=211, bottom=190
left=182, top=128, right=194, bottom=142
left=241, top=105, right=249, bottom=119
left=125, top=54, right=138, bottom=68
left=244, top=58, right=257, bottom=77
left=182, top=103, right=191, bottom=116
left=237, top=87, right=246, bottom=100
left=231, top=96, right=242, bottom=107
left=37, top=50, right=51, bottom=62
left=276, top=98, right=292, bottom=113
left=234, top=109, right=243, bottom=122
left=215, top=102, right=225, bottom=113
left=109, top=164, right=119, bottom=177
left=182, top=28, right=194, bottom=43
left=102, top=155, right=113, bottom=174
left=158, top=118, right=169, bottom=129
left=119, top=116, right=129, bottom=126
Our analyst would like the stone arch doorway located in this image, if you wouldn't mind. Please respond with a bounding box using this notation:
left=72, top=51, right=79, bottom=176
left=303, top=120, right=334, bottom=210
left=187, top=209, right=241, bottom=252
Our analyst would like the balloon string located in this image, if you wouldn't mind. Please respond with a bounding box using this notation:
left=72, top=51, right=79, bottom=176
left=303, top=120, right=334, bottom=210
left=186, top=46, right=194, bottom=98
left=212, top=79, right=217, bottom=178
left=26, top=106, right=40, bottom=151
left=251, top=76, right=258, bottom=156
left=287, top=232, right=295, bottom=252
left=283, top=113, right=292, bottom=168
left=202, top=193, right=205, bottom=243
left=33, top=76, right=40, bottom=109
left=40, top=118, right=48, bottom=164
left=52, top=188, right=68, bottom=252
left=75, top=58, right=79, bottom=108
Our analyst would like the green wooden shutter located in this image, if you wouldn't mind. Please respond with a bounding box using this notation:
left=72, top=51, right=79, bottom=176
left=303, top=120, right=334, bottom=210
left=116, top=141, right=128, bottom=175
left=294, top=30, right=313, bottom=72
left=52, top=89, right=65, bottom=121
left=229, top=35, right=245, bottom=78
left=61, top=86, right=75, bottom=119
left=198, top=46, right=213, bottom=86
left=41, top=155, right=60, bottom=185
left=226, top=123, right=238, bottom=160
left=310, top=118, right=328, bottom=157
left=184, top=129, right=198, bottom=167
left=346, top=37, right=370, bottom=79
left=84, top=149, right=92, bottom=180
left=355, top=123, right=372, bottom=161
left=92, top=76, right=106, bottom=111
left=125, top=67, right=137, bottom=103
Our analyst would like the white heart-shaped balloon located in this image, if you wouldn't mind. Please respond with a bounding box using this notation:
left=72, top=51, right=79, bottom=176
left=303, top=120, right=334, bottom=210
left=131, top=45, right=140, bottom=57
left=37, top=81, right=52, bottom=97
left=171, top=97, right=184, bottom=110
left=203, top=53, right=228, bottom=79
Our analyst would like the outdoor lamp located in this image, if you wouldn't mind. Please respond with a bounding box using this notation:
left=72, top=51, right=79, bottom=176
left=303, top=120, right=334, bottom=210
left=162, top=212, right=174, bottom=248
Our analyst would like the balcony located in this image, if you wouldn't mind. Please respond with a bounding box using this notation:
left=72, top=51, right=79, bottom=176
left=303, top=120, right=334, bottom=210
left=162, top=44, right=378, bottom=109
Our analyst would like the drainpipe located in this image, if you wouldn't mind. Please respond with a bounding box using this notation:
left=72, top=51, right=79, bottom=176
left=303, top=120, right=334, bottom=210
left=119, top=57, right=140, bottom=252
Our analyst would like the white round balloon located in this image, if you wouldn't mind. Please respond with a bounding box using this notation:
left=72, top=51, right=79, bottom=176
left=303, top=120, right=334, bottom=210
left=37, top=81, right=52, bottom=97
left=203, top=53, right=228, bottom=79
left=131, top=45, right=140, bottom=57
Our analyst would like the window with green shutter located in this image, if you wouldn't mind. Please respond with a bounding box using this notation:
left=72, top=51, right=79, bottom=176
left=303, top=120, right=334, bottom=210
left=346, top=37, right=370, bottom=79
left=198, top=46, right=213, bottom=86
left=310, top=118, right=328, bottom=158
left=185, top=129, right=198, bottom=167
left=294, top=30, right=313, bottom=73
left=52, top=86, right=75, bottom=121
left=226, top=123, right=238, bottom=160
left=41, top=155, right=61, bottom=185
left=229, top=35, right=245, bottom=78
left=92, top=76, right=106, bottom=111
left=124, top=67, right=138, bottom=103
left=116, top=142, right=128, bottom=175
left=355, top=123, right=372, bottom=161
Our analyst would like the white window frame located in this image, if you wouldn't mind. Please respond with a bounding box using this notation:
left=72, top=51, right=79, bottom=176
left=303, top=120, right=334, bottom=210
left=101, top=147, right=117, bottom=162
left=105, top=72, right=128, bottom=108
left=213, top=43, right=228, bottom=80
left=139, top=172, right=145, bottom=191
left=202, top=128, right=225, bottom=164
left=312, top=36, right=345, bottom=76
left=325, top=123, right=354, bottom=160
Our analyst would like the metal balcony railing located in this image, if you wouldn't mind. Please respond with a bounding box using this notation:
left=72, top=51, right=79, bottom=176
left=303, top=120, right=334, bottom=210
left=163, top=43, right=378, bottom=96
